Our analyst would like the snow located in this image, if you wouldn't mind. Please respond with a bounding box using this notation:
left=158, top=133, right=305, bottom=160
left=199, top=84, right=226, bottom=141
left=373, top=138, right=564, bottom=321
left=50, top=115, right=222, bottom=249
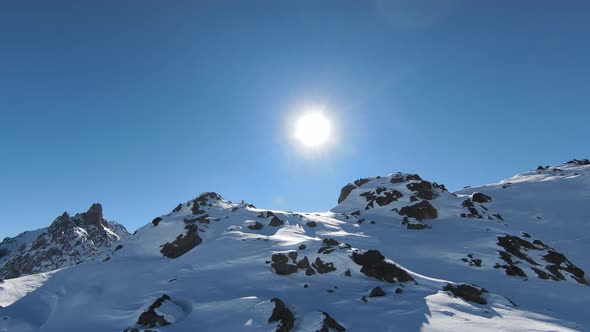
left=0, top=161, right=589, bottom=331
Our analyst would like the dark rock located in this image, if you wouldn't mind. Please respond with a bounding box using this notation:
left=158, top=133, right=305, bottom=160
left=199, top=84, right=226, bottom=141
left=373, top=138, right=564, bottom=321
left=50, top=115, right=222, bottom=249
left=410, top=195, right=418, bottom=202
left=269, top=298, right=295, bottom=332
left=369, top=286, right=385, bottom=297
left=395, top=287, right=403, bottom=294
left=312, top=257, right=337, bottom=274
left=172, top=204, right=183, bottom=213
left=114, top=245, right=123, bottom=251
left=472, top=192, right=492, bottom=203
left=567, top=159, right=590, bottom=165
left=351, top=211, right=361, bottom=216
left=370, top=220, right=376, bottom=224
left=297, top=256, right=311, bottom=270
left=298, top=244, right=307, bottom=250
left=531, top=267, right=555, bottom=280
left=160, top=224, right=202, bottom=258
left=375, top=190, right=404, bottom=206
left=443, top=283, right=488, bottom=305
left=137, top=294, right=173, bottom=328
left=497, top=235, right=540, bottom=266
left=306, top=221, right=317, bottom=228
left=361, top=296, right=368, bottom=303
left=543, top=251, right=587, bottom=284
left=338, top=184, right=357, bottom=204
left=151, top=217, right=163, bottom=227
left=406, top=223, right=428, bottom=230
left=321, top=312, right=346, bottom=331
left=351, top=250, right=414, bottom=283
left=344, top=269, right=351, bottom=277
left=248, top=222, right=264, bottom=230
left=406, top=181, right=437, bottom=200
left=354, top=178, right=371, bottom=187
left=399, top=201, right=438, bottom=221
left=503, top=264, right=527, bottom=277
left=269, top=216, right=285, bottom=227
left=82, top=203, right=104, bottom=225
left=288, top=251, right=298, bottom=263
left=271, top=253, right=299, bottom=275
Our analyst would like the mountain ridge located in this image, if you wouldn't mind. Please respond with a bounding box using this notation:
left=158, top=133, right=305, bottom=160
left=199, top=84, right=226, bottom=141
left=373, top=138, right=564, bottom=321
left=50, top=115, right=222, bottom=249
left=0, top=159, right=588, bottom=331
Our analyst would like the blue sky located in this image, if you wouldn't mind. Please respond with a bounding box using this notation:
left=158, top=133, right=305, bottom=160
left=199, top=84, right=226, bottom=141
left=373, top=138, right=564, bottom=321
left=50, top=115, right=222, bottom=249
left=1, top=1, right=589, bottom=238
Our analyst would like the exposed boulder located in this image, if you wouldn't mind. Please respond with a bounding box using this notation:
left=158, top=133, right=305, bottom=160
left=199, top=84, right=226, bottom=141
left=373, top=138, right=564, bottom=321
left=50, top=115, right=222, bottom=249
left=398, top=201, right=438, bottom=221
left=269, top=298, right=295, bottom=332
left=351, top=250, right=414, bottom=283
left=151, top=217, right=162, bottom=227
left=472, top=192, right=492, bottom=203
left=369, top=287, right=385, bottom=297
left=248, top=222, right=264, bottom=230
left=443, top=283, right=488, bottom=305
left=160, top=223, right=202, bottom=258
left=306, top=221, right=317, bottom=228
left=136, top=294, right=173, bottom=328
left=271, top=253, right=299, bottom=276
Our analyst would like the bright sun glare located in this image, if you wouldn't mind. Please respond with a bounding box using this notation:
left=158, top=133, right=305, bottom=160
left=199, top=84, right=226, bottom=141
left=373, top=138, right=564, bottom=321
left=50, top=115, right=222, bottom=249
left=294, top=112, right=332, bottom=147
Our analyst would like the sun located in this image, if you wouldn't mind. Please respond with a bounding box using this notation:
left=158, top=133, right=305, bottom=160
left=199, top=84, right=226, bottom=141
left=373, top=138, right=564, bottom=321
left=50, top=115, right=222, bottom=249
left=294, top=112, right=332, bottom=147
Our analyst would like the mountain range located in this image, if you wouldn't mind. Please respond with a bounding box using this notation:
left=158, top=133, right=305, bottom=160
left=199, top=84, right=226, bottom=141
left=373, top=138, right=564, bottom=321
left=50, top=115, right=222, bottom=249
left=0, top=159, right=589, bottom=331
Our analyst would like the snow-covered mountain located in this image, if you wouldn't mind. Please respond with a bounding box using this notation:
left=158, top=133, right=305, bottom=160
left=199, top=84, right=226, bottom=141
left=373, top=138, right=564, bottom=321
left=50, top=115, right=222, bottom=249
left=1, top=160, right=589, bottom=331
left=0, top=203, right=129, bottom=280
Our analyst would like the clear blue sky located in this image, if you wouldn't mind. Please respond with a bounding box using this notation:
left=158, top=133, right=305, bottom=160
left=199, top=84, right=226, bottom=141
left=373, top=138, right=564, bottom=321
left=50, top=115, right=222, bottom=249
left=1, top=1, right=589, bottom=238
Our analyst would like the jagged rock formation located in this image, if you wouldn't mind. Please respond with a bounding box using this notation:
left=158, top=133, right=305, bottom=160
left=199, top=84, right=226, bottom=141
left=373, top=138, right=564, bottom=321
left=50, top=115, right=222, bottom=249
left=0, top=203, right=129, bottom=279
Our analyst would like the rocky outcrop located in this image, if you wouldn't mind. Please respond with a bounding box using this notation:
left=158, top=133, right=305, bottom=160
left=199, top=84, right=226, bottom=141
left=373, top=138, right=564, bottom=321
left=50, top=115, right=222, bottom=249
left=398, top=201, right=438, bottom=221
left=136, top=294, right=173, bottom=328
left=319, top=312, right=346, bottom=332
left=0, top=204, right=129, bottom=279
left=471, top=193, right=492, bottom=203
left=269, top=298, right=295, bottom=332
left=443, top=283, right=488, bottom=305
left=495, top=235, right=587, bottom=284
left=338, top=184, right=357, bottom=204
left=406, top=181, right=437, bottom=200
left=160, top=223, right=202, bottom=258
left=351, top=250, right=414, bottom=283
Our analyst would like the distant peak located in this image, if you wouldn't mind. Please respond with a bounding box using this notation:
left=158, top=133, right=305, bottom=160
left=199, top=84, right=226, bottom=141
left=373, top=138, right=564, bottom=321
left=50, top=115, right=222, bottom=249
left=565, top=159, right=590, bottom=166
left=82, top=203, right=104, bottom=225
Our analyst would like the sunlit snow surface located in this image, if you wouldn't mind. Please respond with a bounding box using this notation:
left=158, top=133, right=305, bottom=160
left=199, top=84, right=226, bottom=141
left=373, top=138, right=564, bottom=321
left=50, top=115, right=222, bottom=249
left=0, top=162, right=589, bottom=331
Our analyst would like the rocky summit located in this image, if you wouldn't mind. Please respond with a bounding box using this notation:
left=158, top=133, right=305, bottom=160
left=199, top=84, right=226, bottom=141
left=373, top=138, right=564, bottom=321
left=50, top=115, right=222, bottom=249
left=1, top=160, right=589, bottom=331
left=0, top=203, right=129, bottom=280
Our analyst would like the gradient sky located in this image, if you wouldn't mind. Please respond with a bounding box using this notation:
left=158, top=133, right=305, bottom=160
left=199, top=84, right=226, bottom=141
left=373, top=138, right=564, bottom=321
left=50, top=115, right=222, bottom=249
left=1, top=1, right=589, bottom=238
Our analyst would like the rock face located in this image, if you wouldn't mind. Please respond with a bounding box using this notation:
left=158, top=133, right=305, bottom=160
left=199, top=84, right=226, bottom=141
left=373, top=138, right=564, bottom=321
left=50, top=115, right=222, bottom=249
left=0, top=204, right=129, bottom=279
left=495, top=235, right=587, bottom=284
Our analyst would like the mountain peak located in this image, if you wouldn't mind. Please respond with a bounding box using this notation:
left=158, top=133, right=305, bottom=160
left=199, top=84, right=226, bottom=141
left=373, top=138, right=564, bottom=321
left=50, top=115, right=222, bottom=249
left=82, top=203, right=104, bottom=225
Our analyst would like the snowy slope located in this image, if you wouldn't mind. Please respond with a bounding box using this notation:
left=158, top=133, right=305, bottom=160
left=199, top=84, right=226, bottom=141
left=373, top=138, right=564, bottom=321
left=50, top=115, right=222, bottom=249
left=0, top=160, right=589, bottom=331
left=0, top=203, right=130, bottom=280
